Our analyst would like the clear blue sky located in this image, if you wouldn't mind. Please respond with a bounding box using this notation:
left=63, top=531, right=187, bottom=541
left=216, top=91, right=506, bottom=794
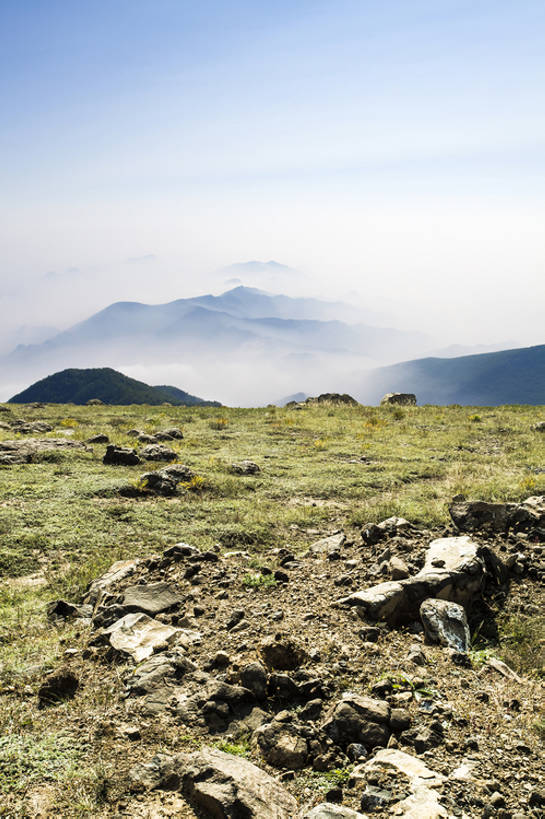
left=1, top=0, right=544, bottom=343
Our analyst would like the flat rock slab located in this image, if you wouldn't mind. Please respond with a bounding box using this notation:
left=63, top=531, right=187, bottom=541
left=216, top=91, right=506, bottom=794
left=360, top=748, right=445, bottom=789
left=0, top=437, right=86, bottom=465
left=304, top=805, right=369, bottom=818
left=339, top=536, right=486, bottom=625
left=102, top=612, right=181, bottom=662
left=122, top=582, right=184, bottom=615
left=84, top=559, right=140, bottom=605
left=420, top=598, right=470, bottom=653
left=180, top=747, right=298, bottom=818
left=357, top=749, right=447, bottom=819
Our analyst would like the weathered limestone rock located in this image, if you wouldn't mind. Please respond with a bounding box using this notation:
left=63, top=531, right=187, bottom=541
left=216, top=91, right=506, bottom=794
left=125, top=650, right=195, bottom=695
left=87, top=433, right=109, bottom=444
left=180, top=747, right=299, bottom=818
left=101, top=612, right=182, bottom=662
left=339, top=536, right=487, bottom=625
left=306, top=393, right=359, bottom=405
left=84, top=558, right=140, bottom=605
left=122, top=582, right=183, bottom=615
left=355, top=749, right=447, bottom=819
left=380, top=393, right=416, bottom=406
left=307, top=532, right=346, bottom=557
left=420, top=598, right=470, bottom=653
left=11, top=420, right=53, bottom=434
left=304, top=804, right=369, bottom=818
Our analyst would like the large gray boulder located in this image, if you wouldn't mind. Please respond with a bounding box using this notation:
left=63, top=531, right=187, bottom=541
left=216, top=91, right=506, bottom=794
left=420, top=598, right=470, bottom=653
left=338, top=535, right=488, bottom=625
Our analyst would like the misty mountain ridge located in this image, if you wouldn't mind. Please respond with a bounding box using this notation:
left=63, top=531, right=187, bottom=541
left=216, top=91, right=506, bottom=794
left=2, top=282, right=529, bottom=406
left=2, top=284, right=434, bottom=404
left=361, top=344, right=545, bottom=406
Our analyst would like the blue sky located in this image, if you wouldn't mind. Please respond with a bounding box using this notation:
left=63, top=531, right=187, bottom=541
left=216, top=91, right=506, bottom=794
left=1, top=0, right=544, bottom=343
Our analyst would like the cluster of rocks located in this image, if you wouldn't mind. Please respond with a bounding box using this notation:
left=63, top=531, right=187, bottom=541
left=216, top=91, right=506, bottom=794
left=36, top=496, right=545, bottom=816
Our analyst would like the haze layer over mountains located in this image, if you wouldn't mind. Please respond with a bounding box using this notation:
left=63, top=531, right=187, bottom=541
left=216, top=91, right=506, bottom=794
left=1, top=265, right=530, bottom=405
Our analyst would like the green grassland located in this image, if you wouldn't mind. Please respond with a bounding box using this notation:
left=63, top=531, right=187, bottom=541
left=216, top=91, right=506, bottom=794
left=0, top=401, right=544, bottom=812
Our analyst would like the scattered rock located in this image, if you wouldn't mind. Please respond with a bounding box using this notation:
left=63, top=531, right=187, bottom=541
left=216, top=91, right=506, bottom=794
left=46, top=599, right=93, bottom=621
left=361, top=516, right=411, bottom=545
left=304, top=804, right=368, bottom=818
left=86, top=398, right=104, bottom=405
left=308, top=532, right=346, bottom=558
left=99, top=612, right=183, bottom=662
left=103, top=445, right=141, bottom=466
left=380, top=393, right=417, bottom=406
left=230, top=460, right=261, bottom=475
left=87, top=433, right=109, bottom=444
left=140, top=444, right=177, bottom=462
left=255, top=719, right=308, bottom=769
left=84, top=558, right=140, bottom=605
left=420, top=598, right=470, bottom=654
left=322, top=694, right=391, bottom=750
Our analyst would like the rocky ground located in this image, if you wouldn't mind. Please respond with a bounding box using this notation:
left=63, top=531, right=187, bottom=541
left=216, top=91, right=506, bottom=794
left=0, top=402, right=544, bottom=817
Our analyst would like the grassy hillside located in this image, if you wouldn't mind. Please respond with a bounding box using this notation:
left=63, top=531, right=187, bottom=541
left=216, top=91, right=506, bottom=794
left=8, top=367, right=219, bottom=406
left=0, top=401, right=544, bottom=815
left=362, top=343, right=545, bottom=405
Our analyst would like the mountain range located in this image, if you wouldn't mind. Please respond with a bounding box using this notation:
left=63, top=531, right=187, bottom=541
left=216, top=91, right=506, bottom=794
left=1, top=285, right=431, bottom=405
left=2, top=278, right=540, bottom=407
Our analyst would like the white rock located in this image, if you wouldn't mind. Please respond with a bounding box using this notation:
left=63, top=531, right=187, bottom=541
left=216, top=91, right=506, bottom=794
left=104, top=612, right=181, bottom=662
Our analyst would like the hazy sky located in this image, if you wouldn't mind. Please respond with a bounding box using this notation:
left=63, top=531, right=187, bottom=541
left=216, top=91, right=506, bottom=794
left=1, top=0, right=544, bottom=346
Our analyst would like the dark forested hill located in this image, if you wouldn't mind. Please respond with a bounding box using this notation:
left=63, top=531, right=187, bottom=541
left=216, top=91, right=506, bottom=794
left=8, top=368, right=221, bottom=406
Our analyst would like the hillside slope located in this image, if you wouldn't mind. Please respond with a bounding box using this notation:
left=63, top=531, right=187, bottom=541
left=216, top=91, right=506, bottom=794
left=8, top=367, right=220, bottom=406
left=361, top=343, right=545, bottom=405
